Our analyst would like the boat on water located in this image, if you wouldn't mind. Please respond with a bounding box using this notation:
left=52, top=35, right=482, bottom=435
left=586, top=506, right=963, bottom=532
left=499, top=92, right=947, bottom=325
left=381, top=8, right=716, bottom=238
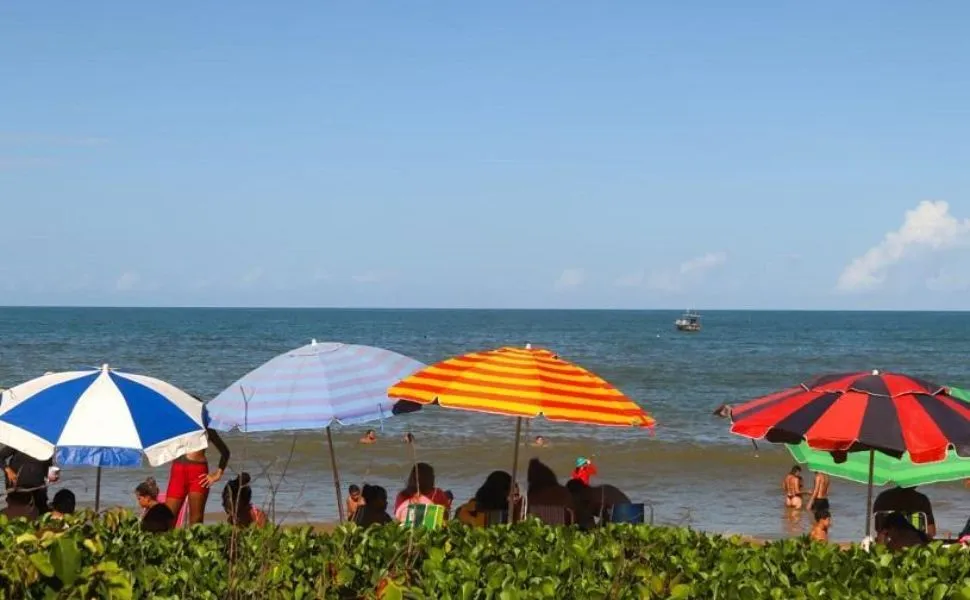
left=675, top=310, right=701, bottom=332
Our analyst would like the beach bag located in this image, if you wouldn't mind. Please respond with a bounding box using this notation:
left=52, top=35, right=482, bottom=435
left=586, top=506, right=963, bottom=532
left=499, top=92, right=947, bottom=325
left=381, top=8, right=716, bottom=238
left=402, top=502, right=445, bottom=530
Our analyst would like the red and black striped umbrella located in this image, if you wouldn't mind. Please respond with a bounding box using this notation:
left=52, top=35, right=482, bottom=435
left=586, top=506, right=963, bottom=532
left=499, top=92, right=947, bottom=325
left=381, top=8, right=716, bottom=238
left=730, top=370, right=970, bottom=464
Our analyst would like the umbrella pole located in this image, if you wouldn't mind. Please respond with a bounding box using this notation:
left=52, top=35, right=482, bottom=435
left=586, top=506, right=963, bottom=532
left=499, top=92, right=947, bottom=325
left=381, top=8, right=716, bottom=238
left=508, top=417, right=523, bottom=524
left=864, top=450, right=875, bottom=538
left=95, top=466, right=102, bottom=513
left=326, top=426, right=345, bottom=522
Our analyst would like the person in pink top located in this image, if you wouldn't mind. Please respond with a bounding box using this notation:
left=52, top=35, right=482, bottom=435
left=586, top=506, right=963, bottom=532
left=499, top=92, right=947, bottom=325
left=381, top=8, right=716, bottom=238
left=394, top=462, right=451, bottom=521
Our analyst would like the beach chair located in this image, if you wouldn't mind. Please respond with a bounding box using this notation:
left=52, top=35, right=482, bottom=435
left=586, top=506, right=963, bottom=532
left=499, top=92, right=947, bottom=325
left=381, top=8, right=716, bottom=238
left=607, top=503, right=646, bottom=524
left=403, top=503, right=445, bottom=530
left=873, top=511, right=929, bottom=534
left=526, top=505, right=574, bottom=526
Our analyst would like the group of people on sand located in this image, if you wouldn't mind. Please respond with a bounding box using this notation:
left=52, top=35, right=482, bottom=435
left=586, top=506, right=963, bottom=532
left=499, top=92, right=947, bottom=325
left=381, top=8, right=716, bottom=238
left=0, top=428, right=266, bottom=532
left=784, top=464, right=941, bottom=549
left=344, top=456, right=630, bottom=529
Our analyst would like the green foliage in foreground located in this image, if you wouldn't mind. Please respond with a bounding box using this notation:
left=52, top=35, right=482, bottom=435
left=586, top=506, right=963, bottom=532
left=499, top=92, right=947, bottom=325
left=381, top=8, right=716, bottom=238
left=0, top=512, right=969, bottom=599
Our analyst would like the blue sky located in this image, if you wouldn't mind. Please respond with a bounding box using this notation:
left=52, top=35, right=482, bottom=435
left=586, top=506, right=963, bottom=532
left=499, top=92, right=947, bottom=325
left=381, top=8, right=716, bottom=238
left=1, top=2, right=969, bottom=309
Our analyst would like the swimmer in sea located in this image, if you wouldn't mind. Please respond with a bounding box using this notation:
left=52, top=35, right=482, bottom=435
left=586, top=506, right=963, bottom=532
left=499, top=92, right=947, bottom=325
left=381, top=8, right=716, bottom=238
left=531, top=435, right=548, bottom=448
left=164, top=428, right=230, bottom=525
left=359, top=429, right=377, bottom=444
left=403, top=432, right=415, bottom=445
left=807, top=471, right=830, bottom=512
left=783, top=465, right=804, bottom=510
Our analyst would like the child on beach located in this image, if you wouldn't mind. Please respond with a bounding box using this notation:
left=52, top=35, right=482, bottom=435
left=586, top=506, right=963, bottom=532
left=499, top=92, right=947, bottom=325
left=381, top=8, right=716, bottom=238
left=222, top=473, right=266, bottom=527
left=346, top=484, right=365, bottom=519
left=571, top=457, right=597, bottom=486
left=810, top=509, right=831, bottom=542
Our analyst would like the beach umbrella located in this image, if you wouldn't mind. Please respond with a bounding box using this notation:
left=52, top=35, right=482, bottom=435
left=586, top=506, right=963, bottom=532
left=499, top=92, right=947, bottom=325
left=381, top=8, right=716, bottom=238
left=785, top=385, right=970, bottom=487
left=205, top=340, right=425, bottom=521
left=387, top=344, right=654, bottom=520
left=0, top=365, right=209, bottom=511
left=728, top=370, right=970, bottom=536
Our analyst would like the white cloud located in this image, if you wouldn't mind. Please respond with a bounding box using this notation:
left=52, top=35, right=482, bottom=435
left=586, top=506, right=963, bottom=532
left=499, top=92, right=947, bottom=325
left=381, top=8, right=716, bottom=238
left=836, top=201, right=970, bottom=293
left=554, top=268, right=585, bottom=291
left=617, top=252, right=727, bottom=293
left=114, top=271, right=140, bottom=292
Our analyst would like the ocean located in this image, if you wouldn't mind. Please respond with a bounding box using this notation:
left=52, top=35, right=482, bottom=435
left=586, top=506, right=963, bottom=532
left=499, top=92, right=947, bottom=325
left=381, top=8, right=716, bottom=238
left=1, top=307, right=969, bottom=541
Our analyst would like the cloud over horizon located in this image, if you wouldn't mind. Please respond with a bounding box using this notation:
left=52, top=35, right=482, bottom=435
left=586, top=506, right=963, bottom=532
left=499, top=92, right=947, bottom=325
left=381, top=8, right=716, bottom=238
left=554, top=268, right=585, bottom=291
left=836, top=201, right=970, bottom=293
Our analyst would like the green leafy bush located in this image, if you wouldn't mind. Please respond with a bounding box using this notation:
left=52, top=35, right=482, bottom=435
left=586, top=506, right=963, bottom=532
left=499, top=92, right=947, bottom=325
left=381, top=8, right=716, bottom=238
left=0, top=512, right=969, bottom=599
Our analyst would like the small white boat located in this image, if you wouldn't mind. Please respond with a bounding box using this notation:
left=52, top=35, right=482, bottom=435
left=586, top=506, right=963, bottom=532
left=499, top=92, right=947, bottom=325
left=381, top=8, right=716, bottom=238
left=675, top=310, right=701, bottom=332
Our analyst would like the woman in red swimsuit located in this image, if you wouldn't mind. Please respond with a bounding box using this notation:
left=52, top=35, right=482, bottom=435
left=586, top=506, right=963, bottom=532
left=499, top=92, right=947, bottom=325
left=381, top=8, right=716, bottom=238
left=164, top=428, right=230, bottom=525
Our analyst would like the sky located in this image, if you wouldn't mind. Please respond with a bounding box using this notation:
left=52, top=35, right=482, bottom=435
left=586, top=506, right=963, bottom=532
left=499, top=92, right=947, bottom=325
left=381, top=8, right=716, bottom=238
left=1, top=2, right=969, bottom=310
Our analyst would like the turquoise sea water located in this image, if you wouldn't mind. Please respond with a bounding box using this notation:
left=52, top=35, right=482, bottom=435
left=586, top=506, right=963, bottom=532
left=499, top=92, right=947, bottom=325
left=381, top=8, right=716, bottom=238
left=1, top=307, right=969, bottom=540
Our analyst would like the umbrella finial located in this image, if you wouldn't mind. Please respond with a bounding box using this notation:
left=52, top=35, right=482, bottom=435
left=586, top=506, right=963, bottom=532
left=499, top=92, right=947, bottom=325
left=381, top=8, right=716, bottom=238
left=525, top=343, right=532, bottom=350
left=101, top=364, right=109, bottom=372
left=872, top=369, right=880, bottom=376
left=311, top=339, right=317, bottom=346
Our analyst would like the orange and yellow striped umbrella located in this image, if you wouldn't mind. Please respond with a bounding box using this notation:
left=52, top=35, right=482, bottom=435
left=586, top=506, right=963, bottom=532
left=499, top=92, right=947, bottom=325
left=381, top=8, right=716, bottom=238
left=387, top=345, right=655, bottom=428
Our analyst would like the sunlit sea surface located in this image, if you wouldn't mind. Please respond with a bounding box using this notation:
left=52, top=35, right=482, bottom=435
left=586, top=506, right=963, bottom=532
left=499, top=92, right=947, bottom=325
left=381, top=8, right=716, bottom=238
left=2, top=307, right=969, bottom=541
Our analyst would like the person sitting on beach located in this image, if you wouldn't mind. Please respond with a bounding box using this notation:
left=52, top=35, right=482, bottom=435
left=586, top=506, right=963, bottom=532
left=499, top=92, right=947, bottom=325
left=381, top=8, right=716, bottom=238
left=346, top=484, right=365, bottom=519
left=783, top=466, right=804, bottom=510
left=136, top=477, right=175, bottom=533
left=810, top=509, right=831, bottom=542
left=807, top=472, right=830, bottom=512
left=354, top=484, right=392, bottom=527
left=876, top=511, right=928, bottom=551
left=571, top=457, right=597, bottom=486
left=50, top=489, right=76, bottom=519
left=2, top=490, right=38, bottom=521
left=0, top=446, right=56, bottom=514
left=527, top=458, right=574, bottom=516
left=566, top=479, right=631, bottom=527
left=531, top=436, right=549, bottom=448
left=164, top=413, right=231, bottom=525
left=873, top=485, right=935, bottom=538
left=457, top=470, right=521, bottom=527
left=359, top=429, right=377, bottom=445
left=222, top=473, right=267, bottom=528
left=393, top=462, right=451, bottom=521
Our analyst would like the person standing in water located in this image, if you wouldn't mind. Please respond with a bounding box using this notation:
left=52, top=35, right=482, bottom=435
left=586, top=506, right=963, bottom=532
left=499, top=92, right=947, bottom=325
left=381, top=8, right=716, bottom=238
left=783, top=465, right=804, bottom=510
left=164, top=428, right=230, bottom=525
left=807, top=471, right=830, bottom=512
left=810, top=509, right=831, bottom=542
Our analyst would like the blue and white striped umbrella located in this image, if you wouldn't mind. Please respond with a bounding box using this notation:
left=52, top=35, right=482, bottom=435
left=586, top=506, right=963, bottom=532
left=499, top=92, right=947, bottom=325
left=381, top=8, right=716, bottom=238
left=0, top=365, right=208, bottom=467
left=206, top=340, right=425, bottom=432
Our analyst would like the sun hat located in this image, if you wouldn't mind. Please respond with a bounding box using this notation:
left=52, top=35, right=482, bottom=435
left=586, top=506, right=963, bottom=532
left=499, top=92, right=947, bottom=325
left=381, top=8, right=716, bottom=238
left=575, top=457, right=589, bottom=468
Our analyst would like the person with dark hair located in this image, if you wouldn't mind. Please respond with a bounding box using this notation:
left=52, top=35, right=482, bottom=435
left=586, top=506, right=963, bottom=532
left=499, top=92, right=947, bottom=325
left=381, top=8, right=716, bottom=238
left=783, top=465, right=804, bottom=510
left=457, top=470, right=519, bottom=527
left=346, top=484, right=365, bottom=519
left=393, top=462, right=450, bottom=521
left=0, top=446, right=56, bottom=514
left=50, top=489, right=76, bottom=519
left=403, top=432, right=415, bottom=445
left=527, top=458, right=573, bottom=511
left=810, top=509, right=831, bottom=542
left=359, top=430, right=377, bottom=445
left=354, top=484, right=392, bottom=527
left=222, top=473, right=266, bottom=527
left=566, top=478, right=631, bottom=528
left=136, top=477, right=175, bottom=533
left=2, top=490, right=38, bottom=521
